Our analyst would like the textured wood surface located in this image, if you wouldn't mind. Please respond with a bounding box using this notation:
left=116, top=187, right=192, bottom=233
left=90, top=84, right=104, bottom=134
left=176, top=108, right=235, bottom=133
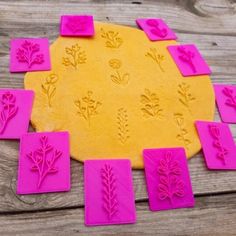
left=0, top=0, right=236, bottom=235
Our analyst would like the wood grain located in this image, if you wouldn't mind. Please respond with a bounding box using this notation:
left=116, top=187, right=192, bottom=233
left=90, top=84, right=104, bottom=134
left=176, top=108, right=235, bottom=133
left=0, top=0, right=236, bottom=234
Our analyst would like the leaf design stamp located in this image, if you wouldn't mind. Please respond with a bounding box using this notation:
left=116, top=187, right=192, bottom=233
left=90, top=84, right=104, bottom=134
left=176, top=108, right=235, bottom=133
left=195, top=121, right=236, bottom=170
left=84, top=160, right=136, bottom=226
left=174, top=113, right=191, bottom=149
left=17, top=132, right=71, bottom=194
left=141, top=89, right=163, bottom=118
left=62, top=43, right=86, bottom=69
left=117, top=108, right=130, bottom=144
left=178, top=82, right=195, bottom=113
left=222, top=87, right=236, bottom=110
left=101, top=164, right=118, bottom=220
left=0, top=92, right=18, bottom=134
left=143, top=148, right=194, bottom=211
left=41, top=74, right=58, bottom=107
left=74, top=91, right=102, bottom=126
left=101, top=28, right=123, bottom=48
left=109, top=59, right=130, bottom=85
left=208, top=125, right=228, bottom=165
left=157, top=151, right=185, bottom=206
left=177, top=46, right=196, bottom=73
left=145, top=48, right=165, bottom=72
left=27, top=135, right=62, bottom=188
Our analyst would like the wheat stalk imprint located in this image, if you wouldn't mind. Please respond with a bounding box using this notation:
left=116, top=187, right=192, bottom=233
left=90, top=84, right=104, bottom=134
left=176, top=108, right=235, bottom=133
left=117, top=108, right=130, bottom=144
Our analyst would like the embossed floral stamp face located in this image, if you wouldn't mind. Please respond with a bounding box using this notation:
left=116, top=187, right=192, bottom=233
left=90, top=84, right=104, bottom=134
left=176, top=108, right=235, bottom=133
left=60, top=15, right=94, bottom=37
left=84, top=159, right=136, bottom=226
left=195, top=121, right=236, bottom=169
left=10, top=38, right=51, bottom=72
left=214, top=85, right=236, bottom=123
left=17, top=132, right=70, bottom=194
left=136, top=18, right=177, bottom=41
left=0, top=89, right=34, bottom=139
left=167, top=44, right=211, bottom=76
left=143, top=148, right=194, bottom=211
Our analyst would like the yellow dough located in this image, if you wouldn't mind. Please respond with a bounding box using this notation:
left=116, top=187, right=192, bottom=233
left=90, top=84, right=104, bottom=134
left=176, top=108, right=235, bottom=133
left=24, top=22, right=215, bottom=169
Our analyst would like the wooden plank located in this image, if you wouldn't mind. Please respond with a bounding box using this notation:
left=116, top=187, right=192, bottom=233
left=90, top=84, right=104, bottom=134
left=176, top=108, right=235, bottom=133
left=1, top=193, right=236, bottom=235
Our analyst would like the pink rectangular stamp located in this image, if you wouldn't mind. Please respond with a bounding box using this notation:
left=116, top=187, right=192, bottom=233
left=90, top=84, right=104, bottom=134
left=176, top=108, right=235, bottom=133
left=17, top=132, right=71, bottom=194
left=214, top=84, right=236, bottom=123
left=10, top=38, right=51, bottom=72
left=136, top=18, right=177, bottom=41
left=167, top=44, right=211, bottom=76
left=60, top=15, right=94, bottom=37
left=143, top=148, right=194, bottom=211
left=0, top=89, right=34, bottom=139
left=84, top=159, right=136, bottom=226
left=195, top=121, right=236, bottom=169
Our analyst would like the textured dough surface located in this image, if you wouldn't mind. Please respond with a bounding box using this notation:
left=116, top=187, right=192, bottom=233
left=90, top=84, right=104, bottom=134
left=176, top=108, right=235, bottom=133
left=24, top=22, right=215, bottom=169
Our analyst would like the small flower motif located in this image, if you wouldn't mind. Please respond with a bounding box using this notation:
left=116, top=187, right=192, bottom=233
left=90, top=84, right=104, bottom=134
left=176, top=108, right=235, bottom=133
left=109, top=59, right=122, bottom=69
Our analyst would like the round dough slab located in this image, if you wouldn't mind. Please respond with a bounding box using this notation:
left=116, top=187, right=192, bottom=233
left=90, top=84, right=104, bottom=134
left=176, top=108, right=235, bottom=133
left=24, top=22, right=215, bottom=169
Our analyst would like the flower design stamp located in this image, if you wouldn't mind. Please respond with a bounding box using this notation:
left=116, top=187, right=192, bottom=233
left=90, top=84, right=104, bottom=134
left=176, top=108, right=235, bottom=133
left=143, top=148, right=194, bottom=211
left=10, top=38, right=51, bottom=72
left=17, top=132, right=70, bottom=194
left=101, top=28, right=123, bottom=48
left=84, top=159, right=136, bottom=226
left=195, top=121, right=236, bottom=169
left=0, top=89, right=34, bottom=139
left=167, top=44, right=211, bottom=76
left=136, top=18, right=177, bottom=41
left=60, top=15, right=94, bottom=36
left=214, top=85, right=236, bottom=123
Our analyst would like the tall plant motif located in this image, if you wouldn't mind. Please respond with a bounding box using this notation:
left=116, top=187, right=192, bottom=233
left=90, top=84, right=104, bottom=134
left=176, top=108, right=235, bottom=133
left=177, top=82, right=195, bottom=112
left=117, top=108, right=129, bottom=144
left=157, top=151, right=185, bottom=206
left=109, top=59, right=130, bottom=85
left=177, top=46, right=196, bottom=73
left=174, top=113, right=191, bottom=149
left=0, top=92, right=18, bottom=134
left=100, top=28, right=123, bottom=48
left=66, top=17, right=87, bottom=33
left=101, top=164, right=118, bottom=220
left=62, top=43, right=86, bottom=69
left=27, top=136, right=62, bottom=188
left=41, top=74, right=59, bottom=107
left=146, top=19, right=168, bottom=38
left=74, top=91, right=102, bottom=126
left=145, top=48, right=165, bottom=72
left=222, top=87, right=236, bottom=110
left=141, top=89, right=163, bottom=118
left=208, top=125, right=228, bottom=165
left=16, top=40, right=44, bottom=68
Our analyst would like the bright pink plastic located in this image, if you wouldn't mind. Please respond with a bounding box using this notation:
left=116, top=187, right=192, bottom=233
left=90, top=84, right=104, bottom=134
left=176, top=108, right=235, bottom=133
left=84, top=159, right=136, bottom=226
left=60, top=15, right=94, bottom=37
left=214, top=84, right=236, bottom=123
left=167, top=44, right=211, bottom=76
left=10, top=38, right=51, bottom=72
left=17, top=132, right=71, bottom=194
left=143, top=148, right=194, bottom=211
left=0, top=89, right=34, bottom=139
left=136, top=18, right=177, bottom=41
left=195, top=121, right=236, bottom=169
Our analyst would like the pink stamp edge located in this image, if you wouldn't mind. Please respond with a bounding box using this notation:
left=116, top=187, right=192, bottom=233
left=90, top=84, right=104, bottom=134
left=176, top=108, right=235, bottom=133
left=17, top=131, right=71, bottom=195
left=143, top=147, right=195, bottom=211
left=10, top=38, right=51, bottom=73
left=84, top=158, right=136, bottom=226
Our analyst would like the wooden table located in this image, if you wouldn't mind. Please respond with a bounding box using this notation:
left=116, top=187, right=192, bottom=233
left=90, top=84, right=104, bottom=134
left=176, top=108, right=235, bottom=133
left=0, top=0, right=236, bottom=235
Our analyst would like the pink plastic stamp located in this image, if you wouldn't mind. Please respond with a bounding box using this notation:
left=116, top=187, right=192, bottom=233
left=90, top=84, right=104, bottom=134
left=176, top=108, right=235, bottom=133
left=143, top=148, right=194, bottom=211
left=214, top=84, right=236, bottom=123
left=84, top=159, right=136, bottom=226
left=60, top=15, right=94, bottom=37
left=10, top=38, right=51, bottom=72
left=17, top=132, right=70, bottom=194
left=0, top=89, right=34, bottom=139
left=167, top=44, right=211, bottom=76
left=136, top=18, right=177, bottom=41
left=195, top=121, right=236, bottom=169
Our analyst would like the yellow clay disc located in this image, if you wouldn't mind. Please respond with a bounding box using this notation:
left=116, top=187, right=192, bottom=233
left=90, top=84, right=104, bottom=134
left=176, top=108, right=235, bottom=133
left=24, top=22, right=215, bottom=169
